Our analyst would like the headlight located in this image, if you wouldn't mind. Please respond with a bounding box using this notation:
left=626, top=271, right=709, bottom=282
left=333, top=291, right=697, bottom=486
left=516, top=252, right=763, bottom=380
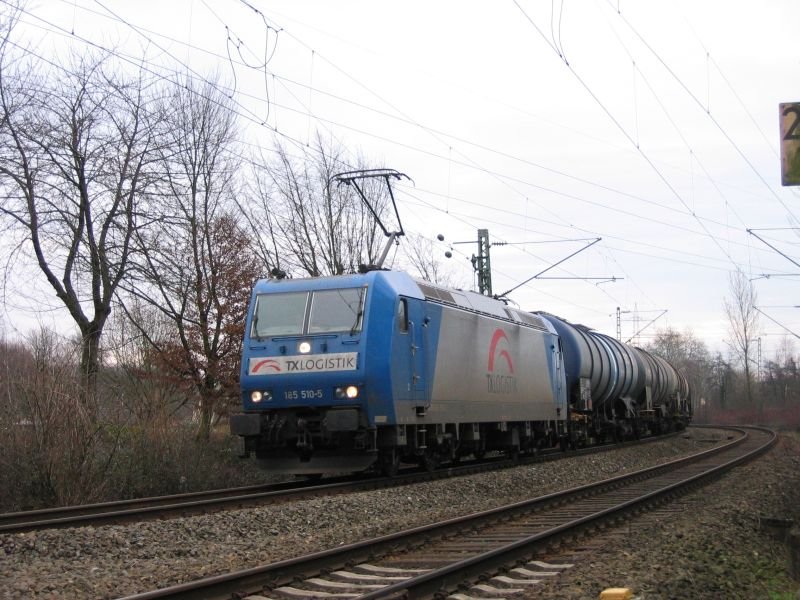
left=250, top=390, right=272, bottom=403
left=336, top=385, right=360, bottom=399
left=298, top=341, right=311, bottom=354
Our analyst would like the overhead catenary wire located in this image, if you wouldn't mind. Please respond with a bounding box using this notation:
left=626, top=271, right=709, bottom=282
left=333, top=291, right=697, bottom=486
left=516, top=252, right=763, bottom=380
left=594, top=0, right=751, bottom=232
left=6, top=2, right=784, bottom=288
left=19, top=1, right=777, bottom=265
left=398, top=187, right=773, bottom=318
left=513, top=0, right=743, bottom=271
left=26, top=1, right=788, bottom=232
left=5, top=0, right=794, bottom=351
left=73, top=0, right=755, bottom=308
left=73, top=0, right=712, bottom=318
left=6, top=0, right=616, bottom=305
left=605, top=1, right=800, bottom=226
left=396, top=182, right=782, bottom=275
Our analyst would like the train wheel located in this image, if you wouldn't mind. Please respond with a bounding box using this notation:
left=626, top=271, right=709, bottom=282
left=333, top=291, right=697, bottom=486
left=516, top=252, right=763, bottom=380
left=421, top=452, right=439, bottom=473
left=380, top=451, right=400, bottom=477
left=473, top=441, right=486, bottom=461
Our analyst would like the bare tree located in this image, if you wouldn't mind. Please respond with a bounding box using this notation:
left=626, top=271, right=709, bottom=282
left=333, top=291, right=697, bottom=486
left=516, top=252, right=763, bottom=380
left=723, top=270, right=760, bottom=404
left=646, top=327, right=709, bottom=366
left=249, top=133, right=390, bottom=276
left=123, top=76, right=261, bottom=440
left=0, top=36, right=161, bottom=395
left=0, top=326, right=112, bottom=506
left=104, top=300, right=186, bottom=425
left=645, top=327, right=711, bottom=416
left=237, top=151, right=282, bottom=276
left=760, top=336, right=799, bottom=408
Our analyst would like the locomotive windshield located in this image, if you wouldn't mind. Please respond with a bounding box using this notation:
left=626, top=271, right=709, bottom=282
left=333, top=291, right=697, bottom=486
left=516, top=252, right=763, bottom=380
left=251, top=292, right=308, bottom=337
left=308, top=288, right=364, bottom=334
left=251, top=287, right=365, bottom=338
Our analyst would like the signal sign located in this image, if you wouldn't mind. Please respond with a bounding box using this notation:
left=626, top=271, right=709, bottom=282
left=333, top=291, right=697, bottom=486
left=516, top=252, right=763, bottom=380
left=780, top=102, right=800, bottom=186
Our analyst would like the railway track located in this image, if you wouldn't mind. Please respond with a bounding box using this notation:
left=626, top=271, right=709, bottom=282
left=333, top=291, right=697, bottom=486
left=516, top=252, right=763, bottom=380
left=115, top=425, right=774, bottom=600
left=0, top=432, right=676, bottom=534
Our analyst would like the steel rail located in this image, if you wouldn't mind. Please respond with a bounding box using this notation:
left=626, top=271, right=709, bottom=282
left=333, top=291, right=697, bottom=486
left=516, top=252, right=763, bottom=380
left=359, top=426, right=776, bottom=599
left=0, top=432, right=676, bottom=534
left=113, top=426, right=759, bottom=600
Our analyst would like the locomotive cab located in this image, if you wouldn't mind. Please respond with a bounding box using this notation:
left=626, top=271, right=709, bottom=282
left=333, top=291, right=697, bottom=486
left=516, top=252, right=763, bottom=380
left=231, top=271, right=423, bottom=474
left=232, top=276, right=371, bottom=473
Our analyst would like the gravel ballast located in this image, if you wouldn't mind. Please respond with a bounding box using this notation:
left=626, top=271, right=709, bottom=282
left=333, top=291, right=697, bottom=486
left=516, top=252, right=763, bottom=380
left=1, top=428, right=798, bottom=599
left=529, top=431, right=800, bottom=599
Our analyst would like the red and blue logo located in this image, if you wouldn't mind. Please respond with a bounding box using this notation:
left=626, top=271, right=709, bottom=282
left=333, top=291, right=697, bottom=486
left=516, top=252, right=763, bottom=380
left=488, top=328, right=514, bottom=374
left=251, top=359, right=281, bottom=374
left=487, top=328, right=517, bottom=394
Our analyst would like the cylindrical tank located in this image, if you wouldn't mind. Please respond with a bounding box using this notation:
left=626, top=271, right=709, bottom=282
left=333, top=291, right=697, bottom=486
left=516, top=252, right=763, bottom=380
left=538, top=313, right=606, bottom=409
left=657, top=355, right=678, bottom=401
left=538, top=313, right=645, bottom=412
left=538, top=313, right=692, bottom=419
left=593, top=333, right=643, bottom=407
left=635, top=348, right=690, bottom=413
left=636, top=348, right=666, bottom=408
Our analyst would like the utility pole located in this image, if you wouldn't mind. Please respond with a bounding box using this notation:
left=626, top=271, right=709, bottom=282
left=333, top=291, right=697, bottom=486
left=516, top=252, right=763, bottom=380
left=447, top=228, right=499, bottom=297
left=616, top=306, right=637, bottom=342
left=475, top=228, right=493, bottom=296
left=757, top=337, right=762, bottom=382
left=623, top=309, right=667, bottom=345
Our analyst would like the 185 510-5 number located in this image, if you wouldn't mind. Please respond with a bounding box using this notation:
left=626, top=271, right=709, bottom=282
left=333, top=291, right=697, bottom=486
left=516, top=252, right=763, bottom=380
left=284, top=389, right=323, bottom=400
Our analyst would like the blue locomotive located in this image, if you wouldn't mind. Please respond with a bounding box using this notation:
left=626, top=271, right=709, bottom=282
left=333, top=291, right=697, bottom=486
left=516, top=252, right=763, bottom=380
left=231, top=269, right=691, bottom=476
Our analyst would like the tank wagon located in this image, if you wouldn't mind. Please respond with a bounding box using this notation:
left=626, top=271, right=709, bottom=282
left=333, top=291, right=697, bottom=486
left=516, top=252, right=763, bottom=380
left=231, top=270, right=691, bottom=475
left=537, top=313, right=691, bottom=445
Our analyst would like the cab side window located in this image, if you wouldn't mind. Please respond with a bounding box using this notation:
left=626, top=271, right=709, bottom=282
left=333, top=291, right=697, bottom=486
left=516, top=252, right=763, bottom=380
left=397, top=298, right=408, bottom=333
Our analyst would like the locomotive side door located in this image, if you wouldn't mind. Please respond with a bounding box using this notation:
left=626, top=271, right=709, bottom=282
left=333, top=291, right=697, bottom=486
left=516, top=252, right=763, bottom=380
left=553, top=339, right=567, bottom=412
left=399, top=297, right=428, bottom=408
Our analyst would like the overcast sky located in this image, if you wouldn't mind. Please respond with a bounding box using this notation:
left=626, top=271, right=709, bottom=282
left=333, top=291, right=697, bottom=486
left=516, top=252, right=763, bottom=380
left=3, top=0, right=799, bottom=361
